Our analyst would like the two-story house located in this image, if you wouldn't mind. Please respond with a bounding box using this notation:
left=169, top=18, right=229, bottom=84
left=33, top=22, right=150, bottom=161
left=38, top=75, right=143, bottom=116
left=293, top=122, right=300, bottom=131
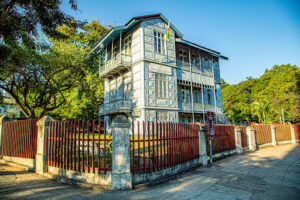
left=92, top=14, right=229, bottom=126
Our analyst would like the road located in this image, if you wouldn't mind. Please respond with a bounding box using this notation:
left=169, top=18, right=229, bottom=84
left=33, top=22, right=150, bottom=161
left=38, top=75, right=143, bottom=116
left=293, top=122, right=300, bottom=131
left=1, top=144, right=299, bottom=200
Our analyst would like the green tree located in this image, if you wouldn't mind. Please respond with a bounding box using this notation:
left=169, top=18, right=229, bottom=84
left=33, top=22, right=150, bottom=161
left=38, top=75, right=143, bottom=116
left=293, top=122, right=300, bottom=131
left=0, top=0, right=84, bottom=118
left=48, top=21, right=109, bottom=119
left=222, top=64, right=300, bottom=124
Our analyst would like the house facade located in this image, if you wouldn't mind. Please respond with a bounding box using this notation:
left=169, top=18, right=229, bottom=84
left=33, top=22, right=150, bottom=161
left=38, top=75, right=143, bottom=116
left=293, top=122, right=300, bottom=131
left=92, top=14, right=229, bottom=125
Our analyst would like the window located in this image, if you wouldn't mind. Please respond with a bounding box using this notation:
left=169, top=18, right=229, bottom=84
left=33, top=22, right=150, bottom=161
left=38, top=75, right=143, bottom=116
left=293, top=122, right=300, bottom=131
left=155, top=74, right=168, bottom=98
left=180, top=87, right=190, bottom=103
left=194, top=90, right=200, bottom=103
left=215, top=89, right=218, bottom=101
left=178, top=49, right=188, bottom=62
left=154, top=31, right=165, bottom=54
left=207, top=89, right=211, bottom=104
left=157, top=111, right=168, bottom=122
left=123, top=35, right=132, bottom=56
left=191, top=54, right=199, bottom=66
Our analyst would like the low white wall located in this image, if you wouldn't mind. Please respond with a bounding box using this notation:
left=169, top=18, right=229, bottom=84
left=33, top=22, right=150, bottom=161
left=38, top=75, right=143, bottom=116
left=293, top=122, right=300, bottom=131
left=3, top=156, right=35, bottom=168
left=133, top=158, right=199, bottom=185
left=48, top=166, right=111, bottom=186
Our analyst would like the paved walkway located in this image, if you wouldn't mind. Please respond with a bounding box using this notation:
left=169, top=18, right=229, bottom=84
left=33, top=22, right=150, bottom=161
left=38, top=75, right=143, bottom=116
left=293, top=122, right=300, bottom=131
left=1, top=144, right=299, bottom=200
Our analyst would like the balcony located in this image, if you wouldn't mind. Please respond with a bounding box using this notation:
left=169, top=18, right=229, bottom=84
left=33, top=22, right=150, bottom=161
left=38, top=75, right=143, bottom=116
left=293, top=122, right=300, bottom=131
left=99, top=100, right=132, bottom=115
left=99, top=54, right=132, bottom=78
left=176, top=60, right=190, bottom=71
left=179, top=103, right=216, bottom=113
left=176, top=60, right=213, bottom=77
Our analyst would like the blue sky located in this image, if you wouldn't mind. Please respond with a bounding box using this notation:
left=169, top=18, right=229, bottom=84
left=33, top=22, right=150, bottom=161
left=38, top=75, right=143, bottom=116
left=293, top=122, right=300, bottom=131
left=62, top=0, right=300, bottom=84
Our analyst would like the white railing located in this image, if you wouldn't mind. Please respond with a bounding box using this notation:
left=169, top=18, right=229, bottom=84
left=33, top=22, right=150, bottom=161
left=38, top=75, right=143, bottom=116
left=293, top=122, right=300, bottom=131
left=99, top=100, right=132, bottom=115
left=176, top=60, right=213, bottom=76
left=179, top=103, right=217, bottom=113
left=99, top=54, right=132, bottom=76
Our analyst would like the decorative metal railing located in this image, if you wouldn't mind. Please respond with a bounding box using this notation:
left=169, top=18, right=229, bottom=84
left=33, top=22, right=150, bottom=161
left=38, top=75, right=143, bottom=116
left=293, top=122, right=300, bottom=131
left=99, top=100, right=132, bottom=115
left=99, top=54, right=132, bottom=77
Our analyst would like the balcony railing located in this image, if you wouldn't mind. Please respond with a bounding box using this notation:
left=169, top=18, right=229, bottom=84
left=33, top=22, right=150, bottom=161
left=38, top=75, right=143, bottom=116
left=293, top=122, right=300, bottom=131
left=99, top=54, right=132, bottom=78
left=179, top=102, right=218, bottom=113
left=99, top=100, right=132, bottom=115
left=176, top=60, right=213, bottom=76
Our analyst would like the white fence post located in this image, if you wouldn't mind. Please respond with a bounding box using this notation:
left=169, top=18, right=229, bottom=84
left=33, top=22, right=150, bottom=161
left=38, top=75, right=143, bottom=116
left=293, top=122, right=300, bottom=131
left=246, top=126, right=256, bottom=151
left=111, top=115, right=132, bottom=190
left=0, top=116, right=12, bottom=158
left=234, top=127, right=243, bottom=154
left=291, top=125, right=296, bottom=144
left=198, top=125, right=208, bottom=166
left=36, top=116, right=54, bottom=175
left=271, top=125, right=277, bottom=146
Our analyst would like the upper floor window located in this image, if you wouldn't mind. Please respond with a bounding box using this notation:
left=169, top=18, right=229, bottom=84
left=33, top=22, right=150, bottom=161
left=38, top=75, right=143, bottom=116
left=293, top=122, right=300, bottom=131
left=180, top=87, right=191, bottom=103
left=154, top=31, right=165, bottom=55
left=123, top=35, right=132, bottom=56
left=194, top=90, right=200, bottom=103
left=155, top=73, right=168, bottom=98
left=178, top=49, right=188, bottom=62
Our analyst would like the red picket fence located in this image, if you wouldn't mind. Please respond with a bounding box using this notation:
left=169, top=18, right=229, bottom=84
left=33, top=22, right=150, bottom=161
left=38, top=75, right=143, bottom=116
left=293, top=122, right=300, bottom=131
left=274, top=124, right=291, bottom=142
left=292, top=124, right=300, bottom=140
left=253, top=124, right=272, bottom=145
left=46, top=120, right=112, bottom=174
left=130, top=122, right=199, bottom=174
left=1, top=119, right=38, bottom=159
left=238, top=126, right=248, bottom=148
left=207, top=125, right=235, bottom=154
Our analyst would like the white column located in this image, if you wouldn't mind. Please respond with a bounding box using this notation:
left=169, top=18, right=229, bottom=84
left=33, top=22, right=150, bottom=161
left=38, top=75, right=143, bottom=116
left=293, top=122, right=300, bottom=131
left=211, top=58, right=217, bottom=123
left=36, top=116, right=54, bottom=175
left=198, top=124, right=208, bottom=166
left=271, top=125, right=277, bottom=146
left=0, top=116, right=12, bottom=158
left=234, top=127, right=243, bottom=154
left=199, top=55, right=205, bottom=124
left=111, top=115, right=132, bottom=190
left=246, top=126, right=256, bottom=151
left=291, top=125, right=296, bottom=144
left=189, top=48, right=195, bottom=123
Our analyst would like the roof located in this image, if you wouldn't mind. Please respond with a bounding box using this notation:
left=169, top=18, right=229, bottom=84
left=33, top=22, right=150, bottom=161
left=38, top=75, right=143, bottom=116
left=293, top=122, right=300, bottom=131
left=91, top=13, right=228, bottom=60
left=176, top=38, right=228, bottom=60
left=91, top=13, right=183, bottom=53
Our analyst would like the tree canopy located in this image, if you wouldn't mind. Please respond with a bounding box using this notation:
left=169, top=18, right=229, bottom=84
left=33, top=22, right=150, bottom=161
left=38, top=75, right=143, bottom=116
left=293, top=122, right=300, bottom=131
left=222, top=64, right=300, bottom=124
left=0, top=1, right=109, bottom=119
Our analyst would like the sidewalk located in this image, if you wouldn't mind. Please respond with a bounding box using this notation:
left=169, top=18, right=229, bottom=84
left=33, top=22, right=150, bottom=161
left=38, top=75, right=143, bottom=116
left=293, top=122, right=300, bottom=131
left=1, top=144, right=299, bottom=200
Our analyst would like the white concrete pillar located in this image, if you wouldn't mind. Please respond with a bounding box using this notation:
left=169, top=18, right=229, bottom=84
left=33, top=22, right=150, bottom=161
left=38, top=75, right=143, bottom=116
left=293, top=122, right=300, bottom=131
left=234, top=127, right=243, bottom=154
left=246, top=126, right=256, bottom=151
left=271, top=125, right=277, bottom=146
left=111, top=115, right=132, bottom=190
left=36, top=116, right=54, bottom=175
left=291, top=125, right=296, bottom=144
left=197, top=124, right=208, bottom=166
left=0, top=116, right=12, bottom=158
